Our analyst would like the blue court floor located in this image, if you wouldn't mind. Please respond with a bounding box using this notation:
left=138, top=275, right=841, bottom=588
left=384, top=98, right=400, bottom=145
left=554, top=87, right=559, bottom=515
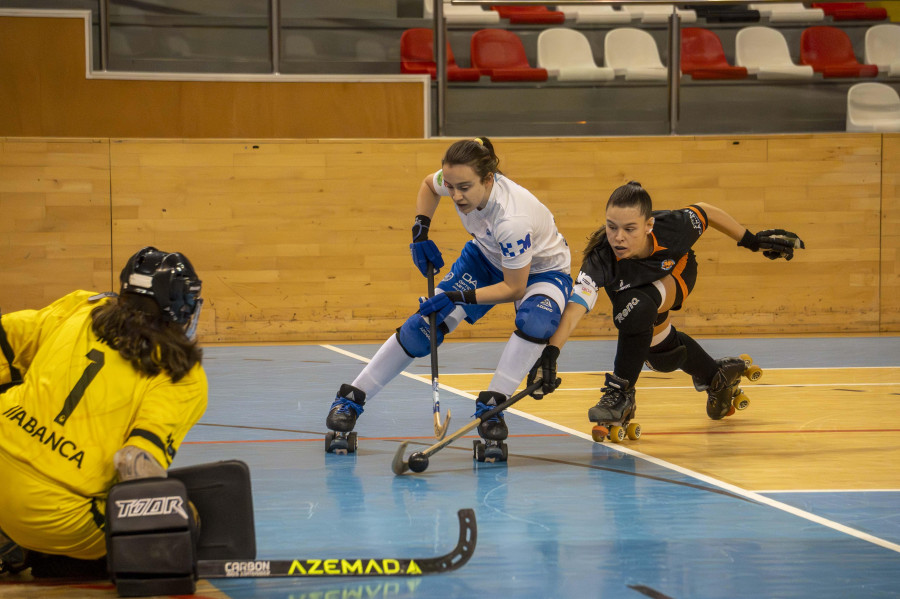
left=174, top=337, right=900, bottom=599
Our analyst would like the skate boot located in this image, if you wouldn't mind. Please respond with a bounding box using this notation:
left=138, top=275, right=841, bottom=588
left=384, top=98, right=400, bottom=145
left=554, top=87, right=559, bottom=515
left=325, top=384, right=365, bottom=454
left=700, top=355, right=762, bottom=420
left=473, top=391, right=509, bottom=463
left=589, top=373, right=640, bottom=443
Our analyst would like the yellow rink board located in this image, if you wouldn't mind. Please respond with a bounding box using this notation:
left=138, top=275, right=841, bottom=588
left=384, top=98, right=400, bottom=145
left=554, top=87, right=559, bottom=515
left=441, top=368, right=900, bottom=491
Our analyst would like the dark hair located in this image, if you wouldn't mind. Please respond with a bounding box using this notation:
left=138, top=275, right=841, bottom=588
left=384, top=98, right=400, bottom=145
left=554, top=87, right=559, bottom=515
left=583, top=181, right=654, bottom=259
left=441, top=137, right=500, bottom=181
left=91, top=294, right=202, bottom=383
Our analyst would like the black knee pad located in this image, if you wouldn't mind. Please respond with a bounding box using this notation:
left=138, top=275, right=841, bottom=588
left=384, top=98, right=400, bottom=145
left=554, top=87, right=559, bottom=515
left=611, top=289, right=657, bottom=335
left=106, top=477, right=198, bottom=597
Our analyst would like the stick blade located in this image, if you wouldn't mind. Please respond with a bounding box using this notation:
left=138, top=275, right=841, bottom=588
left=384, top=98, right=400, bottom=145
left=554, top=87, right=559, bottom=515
left=433, top=409, right=451, bottom=440
left=391, top=441, right=411, bottom=475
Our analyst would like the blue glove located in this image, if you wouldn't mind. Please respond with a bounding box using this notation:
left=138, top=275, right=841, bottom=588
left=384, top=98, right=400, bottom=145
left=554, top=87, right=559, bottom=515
left=410, top=240, right=444, bottom=277
left=418, top=290, right=476, bottom=323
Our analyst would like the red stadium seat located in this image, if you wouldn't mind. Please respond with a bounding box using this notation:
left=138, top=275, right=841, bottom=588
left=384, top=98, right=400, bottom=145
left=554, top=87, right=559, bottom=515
left=490, top=5, right=566, bottom=24
left=400, top=28, right=481, bottom=81
left=471, top=29, right=549, bottom=82
left=800, top=26, right=879, bottom=78
left=680, top=28, right=748, bottom=79
left=811, top=2, right=887, bottom=21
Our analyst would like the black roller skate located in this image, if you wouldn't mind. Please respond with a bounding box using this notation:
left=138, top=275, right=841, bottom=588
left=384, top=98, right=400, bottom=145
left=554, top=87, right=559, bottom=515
left=473, top=391, right=509, bottom=463
left=0, top=535, right=29, bottom=575
left=325, top=384, right=365, bottom=454
left=697, top=355, right=763, bottom=420
left=589, top=373, right=641, bottom=443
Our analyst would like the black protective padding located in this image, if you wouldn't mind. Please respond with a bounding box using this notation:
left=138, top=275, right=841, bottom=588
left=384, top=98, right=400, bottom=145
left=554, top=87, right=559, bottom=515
left=169, top=460, right=256, bottom=560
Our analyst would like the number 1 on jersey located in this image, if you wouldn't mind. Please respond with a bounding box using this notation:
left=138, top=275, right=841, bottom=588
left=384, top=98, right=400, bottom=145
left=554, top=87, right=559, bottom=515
left=54, top=349, right=105, bottom=425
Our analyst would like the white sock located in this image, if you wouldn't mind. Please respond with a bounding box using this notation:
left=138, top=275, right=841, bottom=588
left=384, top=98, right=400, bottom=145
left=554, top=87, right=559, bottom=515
left=487, top=333, right=544, bottom=396
left=351, top=334, right=414, bottom=401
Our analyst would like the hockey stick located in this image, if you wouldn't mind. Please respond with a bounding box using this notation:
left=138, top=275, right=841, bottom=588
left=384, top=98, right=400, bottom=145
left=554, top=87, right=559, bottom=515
left=196, top=508, right=476, bottom=578
left=392, top=379, right=554, bottom=475
left=427, top=263, right=451, bottom=440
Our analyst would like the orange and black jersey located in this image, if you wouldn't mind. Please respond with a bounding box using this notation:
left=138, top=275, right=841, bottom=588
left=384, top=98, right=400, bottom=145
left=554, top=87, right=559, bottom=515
left=570, top=205, right=708, bottom=312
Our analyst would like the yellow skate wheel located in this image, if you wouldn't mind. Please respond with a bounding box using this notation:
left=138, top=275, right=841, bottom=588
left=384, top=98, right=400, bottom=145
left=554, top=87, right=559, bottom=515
left=591, top=425, right=609, bottom=443
left=733, top=393, right=751, bottom=411
left=745, top=365, right=763, bottom=382
left=609, top=426, right=626, bottom=443
left=739, top=353, right=753, bottom=366
left=626, top=422, right=641, bottom=440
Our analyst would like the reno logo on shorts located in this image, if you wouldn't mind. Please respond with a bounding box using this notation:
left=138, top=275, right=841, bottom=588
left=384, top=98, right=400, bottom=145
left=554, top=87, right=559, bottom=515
left=115, top=496, right=189, bottom=520
left=615, top=298, right=640, bottom=324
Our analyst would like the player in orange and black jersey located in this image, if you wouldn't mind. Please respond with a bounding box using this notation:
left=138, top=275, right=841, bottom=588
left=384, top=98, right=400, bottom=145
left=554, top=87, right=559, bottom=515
left=529, top=181, right=804, bottom=426
left=0, top=247, right=206, bottom=576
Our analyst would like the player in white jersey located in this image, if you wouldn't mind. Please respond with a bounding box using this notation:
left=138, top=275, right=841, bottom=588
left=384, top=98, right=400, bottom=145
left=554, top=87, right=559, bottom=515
left=325, top=138, right=572, bottom=453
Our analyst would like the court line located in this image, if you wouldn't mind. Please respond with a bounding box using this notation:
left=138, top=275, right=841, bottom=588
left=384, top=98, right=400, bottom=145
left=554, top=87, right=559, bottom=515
left=322, top=343, right=900, bottom=556
left=459, top=383, right=900, bottom=392
left=755, top=489, right=900, bottom=494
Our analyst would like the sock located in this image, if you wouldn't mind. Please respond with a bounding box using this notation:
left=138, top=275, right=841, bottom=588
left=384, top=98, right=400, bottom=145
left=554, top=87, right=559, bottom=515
left=351, top=334, right=414, bottom=401
left=613, top=328, right=653, bottom=388
left=676, top=330, right=718, bottom=385
left=487, top=333, right=545, bottom=396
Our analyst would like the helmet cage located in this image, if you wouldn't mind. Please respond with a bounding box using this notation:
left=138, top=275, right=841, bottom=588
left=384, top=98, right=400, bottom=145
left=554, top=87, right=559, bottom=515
left=120, top=247, right=202, bottom=326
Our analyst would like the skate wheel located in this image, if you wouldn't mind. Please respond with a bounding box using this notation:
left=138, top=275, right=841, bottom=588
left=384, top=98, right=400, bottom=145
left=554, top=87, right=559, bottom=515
left=499, top=442, right=509, bottom=462
left=733, top=393, right=751, bottom=411
left=324, top=431, right=335, bottom=453
left=745, top=364, right=763, bottom=382
left=626, top=422, right=641, bottom=440
left=609, top=425, right=626, bottom=444
left=739, top=353, right=753, bottom=367
left=591, top=425, right=609, bottom=443
left=347, top=431, right=358, bottom=453
left=473, top=440, right=486, bottom=462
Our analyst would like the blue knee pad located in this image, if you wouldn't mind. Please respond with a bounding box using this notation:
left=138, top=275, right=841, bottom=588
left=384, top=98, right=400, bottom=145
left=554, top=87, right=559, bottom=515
left=611, top=289, right=657, bottom=334
left=514, top=294, right=561, bottom=343
left=397, top=313, right=444, bottom=358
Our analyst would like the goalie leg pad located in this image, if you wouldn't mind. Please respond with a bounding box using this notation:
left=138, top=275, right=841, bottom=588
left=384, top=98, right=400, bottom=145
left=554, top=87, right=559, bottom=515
left=514, top=294, right=561, bottom=343
left=106, top=478, right=197, bottom=597
left=168, top=460, right=255, bottom=561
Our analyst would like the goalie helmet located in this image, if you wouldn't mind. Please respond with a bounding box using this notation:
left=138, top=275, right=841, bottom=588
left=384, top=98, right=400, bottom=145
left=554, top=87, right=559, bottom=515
left=119, top=247, right=202, bottom=326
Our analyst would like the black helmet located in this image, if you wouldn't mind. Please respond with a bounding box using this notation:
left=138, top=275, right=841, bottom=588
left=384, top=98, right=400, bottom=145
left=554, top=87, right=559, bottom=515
left=119, top=247, right=202, bottom=325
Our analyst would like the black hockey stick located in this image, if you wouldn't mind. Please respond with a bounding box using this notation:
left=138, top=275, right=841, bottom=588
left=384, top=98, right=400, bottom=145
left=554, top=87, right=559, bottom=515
left=196, top=508, right=476, bottom=578
left=392, top=379, right=555, bottom=475
left=427, top=263, right=451, bottom=440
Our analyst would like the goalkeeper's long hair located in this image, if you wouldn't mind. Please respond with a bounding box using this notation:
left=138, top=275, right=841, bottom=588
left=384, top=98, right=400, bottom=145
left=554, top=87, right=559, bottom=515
left=91, top=294, right=202, bottom=382
left=583, top=181, right=654, bottom=259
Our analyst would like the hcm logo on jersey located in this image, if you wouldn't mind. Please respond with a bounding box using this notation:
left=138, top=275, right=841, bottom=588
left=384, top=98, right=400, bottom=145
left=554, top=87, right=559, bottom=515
left=500, top=234, right=531, bottom=258
left=115, top=496, right=189, bottom=520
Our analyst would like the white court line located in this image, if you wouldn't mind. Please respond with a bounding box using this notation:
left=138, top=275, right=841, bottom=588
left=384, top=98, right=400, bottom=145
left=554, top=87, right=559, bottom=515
left=755, top=489, right=900, bottom=494
left=323, top=343, right=900, bottom=555
left=461, top=382, right=900, bottom=393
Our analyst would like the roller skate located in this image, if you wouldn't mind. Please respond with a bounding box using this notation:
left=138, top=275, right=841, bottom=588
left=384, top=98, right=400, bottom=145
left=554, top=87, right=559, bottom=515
left=589, top=373, right=641, bottom=443
left=0, top=535, right=29, bottom=575
left=696, top=354, right=763, bottom=420
left=325, top=384, right=365, bottom=454
left=473, top=391, right=509, bottom=463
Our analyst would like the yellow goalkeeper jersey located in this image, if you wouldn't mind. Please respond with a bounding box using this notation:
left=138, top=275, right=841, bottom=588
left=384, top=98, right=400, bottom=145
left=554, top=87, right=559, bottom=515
left=0, top=290, right=207, bottom=498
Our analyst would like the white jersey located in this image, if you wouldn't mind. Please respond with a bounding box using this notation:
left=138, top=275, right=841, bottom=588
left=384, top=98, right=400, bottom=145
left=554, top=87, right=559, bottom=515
left=432, top=171, right=570, bottom=274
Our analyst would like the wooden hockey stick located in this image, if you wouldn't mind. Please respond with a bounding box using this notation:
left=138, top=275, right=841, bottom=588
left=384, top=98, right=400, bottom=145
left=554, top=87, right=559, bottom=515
left=392, top=379, right=552, bottom=475
left=196, top=509, right=476, bottom=578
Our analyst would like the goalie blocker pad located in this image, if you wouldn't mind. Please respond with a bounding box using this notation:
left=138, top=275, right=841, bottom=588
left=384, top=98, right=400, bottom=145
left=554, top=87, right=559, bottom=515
left=106, top=460, right=255, bottom=597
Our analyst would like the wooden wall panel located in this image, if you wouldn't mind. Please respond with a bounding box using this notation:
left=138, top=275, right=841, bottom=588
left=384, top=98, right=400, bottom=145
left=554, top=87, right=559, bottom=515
left=0, top=135, right=892, bottom=342
left=0, top=15, right=425, bottom=139
left=882, top=134, right=900, bottom=332
left=0, top=139, right=111, bottom=312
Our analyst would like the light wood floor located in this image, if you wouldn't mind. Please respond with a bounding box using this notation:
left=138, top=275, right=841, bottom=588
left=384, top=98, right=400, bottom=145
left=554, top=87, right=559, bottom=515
left=442, top=366, right=900, bottom=491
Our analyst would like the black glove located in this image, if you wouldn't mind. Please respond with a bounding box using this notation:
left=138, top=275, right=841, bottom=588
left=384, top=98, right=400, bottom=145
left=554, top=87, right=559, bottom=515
left=738, top=229, right=805, bottom=261
left=527, top=345, right=561, bottom=400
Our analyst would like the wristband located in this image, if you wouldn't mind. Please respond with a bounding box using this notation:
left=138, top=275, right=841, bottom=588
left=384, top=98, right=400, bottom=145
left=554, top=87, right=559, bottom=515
left=412, top=215, right=431, bottom=243
left=737, top=229, right=760, bottom=252
left=444, top=289, right=477, bottom=304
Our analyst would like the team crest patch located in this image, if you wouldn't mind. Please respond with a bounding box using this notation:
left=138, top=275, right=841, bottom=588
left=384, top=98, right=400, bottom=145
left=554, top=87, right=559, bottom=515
left=661, top=259, right=676, bottom=271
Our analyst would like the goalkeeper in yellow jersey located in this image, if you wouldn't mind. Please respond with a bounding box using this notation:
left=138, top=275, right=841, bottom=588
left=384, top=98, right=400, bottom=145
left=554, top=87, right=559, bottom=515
left=0, top=247, right=207, bottom=575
